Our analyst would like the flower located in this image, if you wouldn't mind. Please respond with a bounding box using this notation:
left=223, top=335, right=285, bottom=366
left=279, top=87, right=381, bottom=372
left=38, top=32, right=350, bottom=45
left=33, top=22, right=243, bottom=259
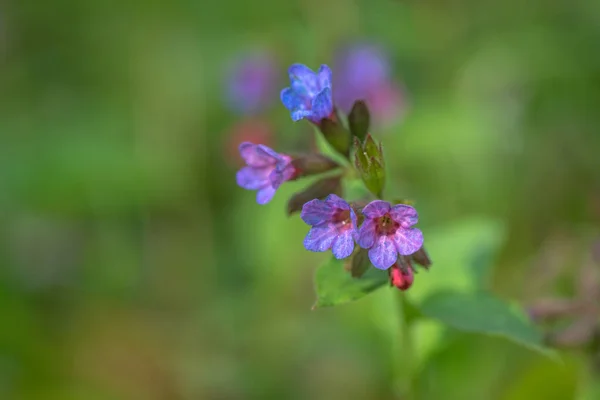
left=301, top=194, right=357, bottom=259
left=280, top=64, right=333, bottom=123
left=226, top=51, right=278, bottom=114
left=236, top=142, right=295, bottom=204
left=389, top=262, right=414, bottom=291
left=357, top=200, right=423, bottom=270
left=333, top=43, right=406, bottom=127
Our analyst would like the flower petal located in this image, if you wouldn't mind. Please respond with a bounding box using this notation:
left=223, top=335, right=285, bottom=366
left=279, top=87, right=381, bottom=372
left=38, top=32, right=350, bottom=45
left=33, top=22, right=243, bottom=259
left=288, top=64, right=316, bottom=81
left=357, top=218, right=378, bottom=249
left=368, top=236, right=398, bottom=270
left=310, top=87, right=333, bottom=122
left=324, top=194, right=349, bottom=210
left=301, top=199, right=334, bottom=226
left=349, top=208, right=358, bottom=240
left=280, top=87, right=304, bottom=112
left=256, top=185, right=277, bottom=205
left=269, top=161, right=295, bottom=189
left=317, top=65, right=332, bottom=90
left=390, top=204, right=419, bottom=228
left=304, top=224, right=336, bottom=252
left=239, top=142, right=275, bottom=167
left=291, top=109, right=313, bottom=122
left=236, top=166, right=271, bottom=190
left=332, top=230, right=355, bottom=259
left=393, top=227, right=424, bottom=256
left=362, top=200, right=391, bottom=218
left=288, top=64, right=319, bottom=95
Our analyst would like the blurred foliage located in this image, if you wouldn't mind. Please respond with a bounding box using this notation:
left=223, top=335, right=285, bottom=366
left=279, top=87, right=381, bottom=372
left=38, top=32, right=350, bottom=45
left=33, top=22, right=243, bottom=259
left=1, top=0, right=600, bottom=399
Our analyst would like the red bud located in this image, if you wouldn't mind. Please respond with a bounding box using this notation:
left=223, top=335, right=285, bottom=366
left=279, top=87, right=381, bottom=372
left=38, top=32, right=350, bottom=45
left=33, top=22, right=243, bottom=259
left=389, top=263, right=414, bottom=291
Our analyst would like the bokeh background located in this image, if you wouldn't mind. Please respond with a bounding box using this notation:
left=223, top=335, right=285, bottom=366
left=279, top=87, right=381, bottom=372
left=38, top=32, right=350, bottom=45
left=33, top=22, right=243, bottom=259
left=2, top=0, right=600, bottom=399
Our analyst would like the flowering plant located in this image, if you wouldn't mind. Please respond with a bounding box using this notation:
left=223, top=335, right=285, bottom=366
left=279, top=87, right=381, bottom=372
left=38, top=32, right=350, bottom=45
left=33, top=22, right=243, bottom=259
left=238, top=63, right=429, bottom=293
left=235, top=62, right=555, bottom=380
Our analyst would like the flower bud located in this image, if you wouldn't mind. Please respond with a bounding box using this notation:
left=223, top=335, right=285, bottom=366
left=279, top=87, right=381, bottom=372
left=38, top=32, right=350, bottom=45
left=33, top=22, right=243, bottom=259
left=353, top=134, right=386, bottom=197
left=347, top=100, right=370, bottom=140
left=319, top=115, right=351, bottom=158
left=389, top=261, right=414, bottom=291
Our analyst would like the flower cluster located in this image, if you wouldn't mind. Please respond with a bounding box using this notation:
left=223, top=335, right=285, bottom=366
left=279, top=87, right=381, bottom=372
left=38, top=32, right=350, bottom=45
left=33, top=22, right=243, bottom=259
left=235, top=61, right=429, bottom=290
left=301, top=196, right=422, bottom=270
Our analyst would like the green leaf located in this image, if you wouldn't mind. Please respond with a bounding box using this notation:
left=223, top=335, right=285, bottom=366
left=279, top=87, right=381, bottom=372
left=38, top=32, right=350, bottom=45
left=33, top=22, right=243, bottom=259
left=419, top=291, right=555, bottom=356
left=313, top=257, right=389, bottom=308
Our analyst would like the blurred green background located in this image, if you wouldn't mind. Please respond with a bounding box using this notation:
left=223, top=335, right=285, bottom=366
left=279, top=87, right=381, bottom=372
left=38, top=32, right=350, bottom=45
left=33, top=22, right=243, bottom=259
left=2, top=0, right=600, bottom=399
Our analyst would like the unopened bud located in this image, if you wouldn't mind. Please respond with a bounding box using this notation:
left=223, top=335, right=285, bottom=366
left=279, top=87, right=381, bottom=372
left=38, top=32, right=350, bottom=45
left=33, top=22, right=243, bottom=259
left=319, top=114, right=351, bottom=158
left=389, top=262, right=414, bottom=291
left=348, top=100, right=370, bottom=141
left=353, top=134, right=386, bottom=197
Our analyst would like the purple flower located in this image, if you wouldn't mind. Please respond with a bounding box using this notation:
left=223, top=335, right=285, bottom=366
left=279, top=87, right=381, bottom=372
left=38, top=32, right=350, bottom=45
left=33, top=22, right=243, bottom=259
left=280, top=64, right=333, bottom=124
left=357, top=201, right=423, bottom=270
left=301, top=194, right=357, bottom=259
left=333, top=44, right=406, bottom=126
left=236, top=142, right=296, bottom=204
left=226, top=51, right=278, bottom=114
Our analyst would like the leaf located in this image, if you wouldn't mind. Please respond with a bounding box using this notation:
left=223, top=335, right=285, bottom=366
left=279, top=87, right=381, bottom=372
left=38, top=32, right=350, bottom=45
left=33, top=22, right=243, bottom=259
left=419, top=291, right=554, bottom=356
left=314, top=257, right=389, bottom=308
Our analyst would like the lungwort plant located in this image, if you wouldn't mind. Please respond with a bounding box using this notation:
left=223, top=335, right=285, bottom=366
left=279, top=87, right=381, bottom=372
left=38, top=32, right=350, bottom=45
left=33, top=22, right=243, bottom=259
left=235, top=62, right=555, bottom=377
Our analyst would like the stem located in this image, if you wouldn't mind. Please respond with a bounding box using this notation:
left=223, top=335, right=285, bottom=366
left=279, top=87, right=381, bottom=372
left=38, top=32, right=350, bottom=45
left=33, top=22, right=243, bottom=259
left=395, top=292, right=414, bottom=399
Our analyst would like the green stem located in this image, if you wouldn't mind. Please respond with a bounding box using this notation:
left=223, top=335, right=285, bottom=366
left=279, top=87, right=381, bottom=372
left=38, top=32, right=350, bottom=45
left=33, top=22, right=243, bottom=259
left=395, top=292, right=414, bottom=399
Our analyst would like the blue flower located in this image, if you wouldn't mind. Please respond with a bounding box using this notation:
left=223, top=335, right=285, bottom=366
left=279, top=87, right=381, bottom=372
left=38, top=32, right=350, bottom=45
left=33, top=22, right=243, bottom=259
left=236, top=142, right=296, bottom=204
left=301, top=194, right=357, bottom=259
left=280, top=64, right=333, bottom=124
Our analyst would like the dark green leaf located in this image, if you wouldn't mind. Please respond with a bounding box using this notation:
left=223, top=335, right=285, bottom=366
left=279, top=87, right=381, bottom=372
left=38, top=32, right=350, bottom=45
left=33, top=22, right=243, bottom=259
left=419, top=291, right=554, bottom=356
left=314, top=257, right=389, bottom=308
